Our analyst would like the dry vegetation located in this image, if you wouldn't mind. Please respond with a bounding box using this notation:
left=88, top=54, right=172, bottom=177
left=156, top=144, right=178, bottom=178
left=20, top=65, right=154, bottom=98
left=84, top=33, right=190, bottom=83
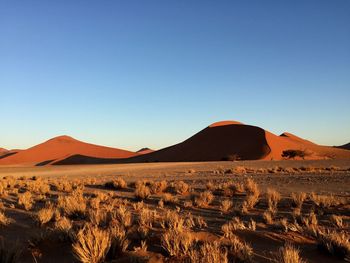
left=0, top=162, right=349, bottom=262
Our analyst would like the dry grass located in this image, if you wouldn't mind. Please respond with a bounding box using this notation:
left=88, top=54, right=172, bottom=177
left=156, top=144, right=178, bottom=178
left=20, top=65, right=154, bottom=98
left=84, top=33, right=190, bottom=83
left=134, top=183, right=151, bottom=200
left=310, top=193, right=345, bottom=208
left=72, top=224, right=111, bottom=263
left=263, top=210, right=274, bottom=225
left=226, top=234, right=253, bottom=262
left=0, top=211, right=11, bottom=226
left=330, top=215, right=343, bottom=228
left=18, top=191, right=34, bottom=211
left=58, top=190, right=86, bottom=218
left=150, top=180, right=167, bottom=194
left=195, top=190, right=214, bottom=207
left=108, top=224, right=129, bottom=258
left=317, top=230, right=350, bottom=260
left=161, top=229, right=194, bottom=257
left=1, top=162, right=349, bottom=262
left=275, top=243, right=305, bottom=263
left=291, top=192, right=307, bottom=208
left=188, top=241, right=228, bottom=263
left=174, top=181, right=190, bottom=195
left=266, top=188, right=281, bottom=212
left=220, top=199, right=233, bottom=213
left=222, top=217, right=246, bottom=237
left=36, top=204, right=55, bottom=225
left=161, top=193, right=178, bottom=205
left=105, top=177, right=127, bottom=189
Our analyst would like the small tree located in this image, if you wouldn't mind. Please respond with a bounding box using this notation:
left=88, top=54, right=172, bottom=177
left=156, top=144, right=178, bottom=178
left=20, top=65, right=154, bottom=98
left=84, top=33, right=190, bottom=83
left=282, top=150, right=306, bottom=159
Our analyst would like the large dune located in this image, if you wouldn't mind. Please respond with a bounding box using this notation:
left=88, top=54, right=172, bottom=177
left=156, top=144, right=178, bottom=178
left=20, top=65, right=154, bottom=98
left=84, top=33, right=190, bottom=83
left=0, top=135, right=136, bottom=166
left=52, top=121, right=350, bottom=165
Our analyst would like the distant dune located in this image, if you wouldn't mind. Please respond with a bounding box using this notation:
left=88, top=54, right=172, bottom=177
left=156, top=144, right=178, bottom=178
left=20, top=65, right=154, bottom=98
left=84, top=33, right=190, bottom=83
left=0, top=135, right=136, bottom=166
left=137, top=148, right=155, bottom=155
left=0, top=148, right=7, bottom=155
left=52, top=121, right=350, bottom=165
left=336, top=143, right=350, bottom=150
left=2, top=121, right=350, bottom=166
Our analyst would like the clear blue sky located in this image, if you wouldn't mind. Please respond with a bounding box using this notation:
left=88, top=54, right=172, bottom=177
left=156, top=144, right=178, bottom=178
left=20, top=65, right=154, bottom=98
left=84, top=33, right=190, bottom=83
left=1, top=1, right=349, bottom=151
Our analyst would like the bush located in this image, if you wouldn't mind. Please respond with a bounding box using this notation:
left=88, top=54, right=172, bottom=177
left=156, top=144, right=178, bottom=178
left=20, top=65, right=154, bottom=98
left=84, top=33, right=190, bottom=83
left=276, top=243, right=305, bottom=263
left=105, top=177, right=127, bottom=190
left=134, top=184, right=151, bottom=200
left=282, top=150, right=306, bottom=159
left=72, top=224, right=111, bottom=263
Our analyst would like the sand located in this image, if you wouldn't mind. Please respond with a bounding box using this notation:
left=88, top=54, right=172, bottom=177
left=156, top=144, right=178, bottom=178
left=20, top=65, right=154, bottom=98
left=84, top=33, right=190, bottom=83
left=0, top=135, right=136, bottom=166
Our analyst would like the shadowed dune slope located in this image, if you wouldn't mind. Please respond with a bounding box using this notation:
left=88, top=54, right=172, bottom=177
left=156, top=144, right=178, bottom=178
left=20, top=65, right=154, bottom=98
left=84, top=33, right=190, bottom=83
left=336, top=143, right=350, bottom=150
left=54, top=122, right=272, bottom=165
left=0, top=135, right=136, bottom=166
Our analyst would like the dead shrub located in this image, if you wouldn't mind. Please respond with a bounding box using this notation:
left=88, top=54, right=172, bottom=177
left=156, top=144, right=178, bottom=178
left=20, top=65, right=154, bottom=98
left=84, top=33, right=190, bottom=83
left=58, top=190, right=86, bottom=218
left=220, top=199, right=233, bottom=213
left=18, top=191, right=34, bottom=211
left=105, top=177, right=127, bottom=190
left=330, top=215, right=343, bottom=228
left=138, top=207, right=156, bottom=228
left=275, top=243, right=305, bottom=263
left=161, top=193, right=178, bottom=205
left=72, top=224, right=111, bottom=263
left=266, top=188, right=281, bottom=212
left=54, top=216, right=73, bottom=240
left=0, top=211, right=11, bottom=226
left=194, top=191, right=214, bottom=207
left=206, top=181, right=215, bottom=191
left=174, top=181, right=190, bottom=195
left=263, top=210, right=274, bottom=225
left=221, top=217, right=246, bottom=237
left=161, top=229, right=194, bottom=257
left=134, top=184, right=151, bottom=200
left=310, top=193, right=345, bottom=208
left=317, top=230, right=350, bottom=260
left=36, top=204, right=55, bottom=225
left=225, top=234, right=253, bottom=262
left=107, top=224, right=129, bottom=259
left=188, top=241, right=228, bottom=263
left=244, top=178, right=259, bottom=196
left=291, top=192, right=306, bottom=208
left=150, top=180, right=167, bottom=194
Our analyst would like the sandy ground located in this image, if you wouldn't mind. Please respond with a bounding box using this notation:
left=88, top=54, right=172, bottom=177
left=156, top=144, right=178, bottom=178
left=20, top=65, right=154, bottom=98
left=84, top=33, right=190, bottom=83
left=1, top=159, right=350, bottom=194
left=1, top=159, right=350, bottom=262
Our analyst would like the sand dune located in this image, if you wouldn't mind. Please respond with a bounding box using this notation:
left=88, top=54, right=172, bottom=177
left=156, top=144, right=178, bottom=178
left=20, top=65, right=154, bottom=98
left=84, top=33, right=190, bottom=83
left=0, top=135, right=136, bottom=166
left=336, top=143, right=350, bottom=150
left=0, top=148, right=7, bottom=153
left=137, top=148, right=155, bottom=155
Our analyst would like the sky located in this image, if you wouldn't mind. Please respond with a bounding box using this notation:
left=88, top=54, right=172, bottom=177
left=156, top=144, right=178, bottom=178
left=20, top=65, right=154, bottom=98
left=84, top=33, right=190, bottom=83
left=1, top=1, right=349, bottom=151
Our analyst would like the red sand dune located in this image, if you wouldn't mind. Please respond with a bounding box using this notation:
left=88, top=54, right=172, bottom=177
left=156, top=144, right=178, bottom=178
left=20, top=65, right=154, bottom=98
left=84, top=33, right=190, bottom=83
left=137, top=148, right=155, bottom=155
left=53, top=121, right=350, bottom=165
left=0, top=135, right=136, bottom=166
left=0, top=148, right=7, bottom=154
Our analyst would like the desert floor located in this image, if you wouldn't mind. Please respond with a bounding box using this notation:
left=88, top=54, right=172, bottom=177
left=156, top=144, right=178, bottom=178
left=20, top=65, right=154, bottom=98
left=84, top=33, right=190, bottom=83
left=0, top=159, right=349, bottom=262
